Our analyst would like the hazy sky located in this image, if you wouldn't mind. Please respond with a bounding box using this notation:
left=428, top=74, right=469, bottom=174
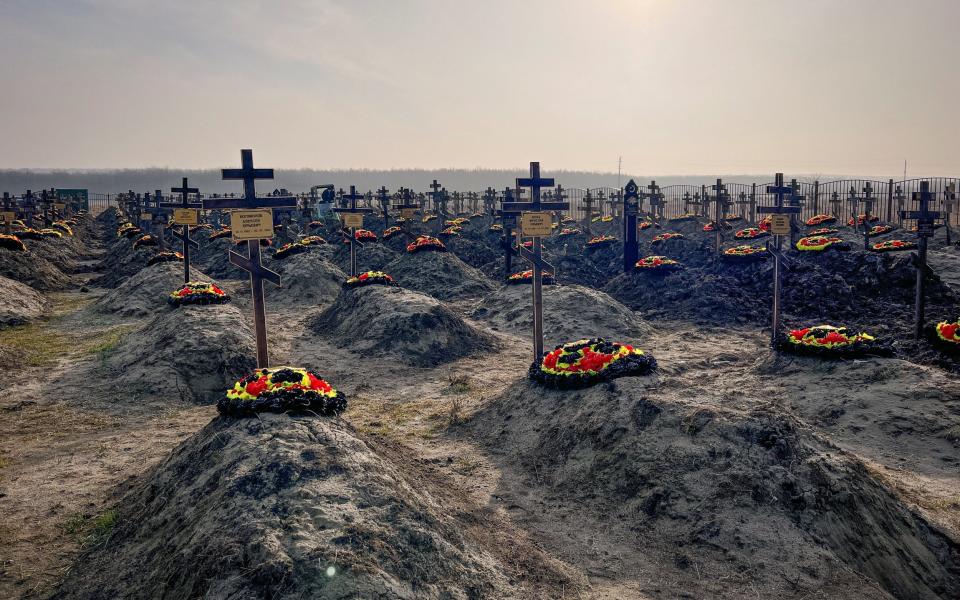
left=1, top=0, right=957, bottom=176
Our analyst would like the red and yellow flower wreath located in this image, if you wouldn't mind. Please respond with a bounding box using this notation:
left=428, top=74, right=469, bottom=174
left=168, top=281, right=231, bottom=307
left=782, top=325, right=882, bottom=357
left=806, top=214, right=837, bottom=226
left=531, top=338, right=657, bottom=389
left=406, top=235, right=447, bottom=253
left=507, top=269, right=556, bottom=285
left=871, top=239, right=916, bottom=253
left=345, top=271, right=396, bottom=288
left=219, top=366, right=347, bottom=417
left=735, top=227, right=768, bottom=239
left=796, top=235, right=850, bottom=252
left=635, top=256, right=682, bottom=272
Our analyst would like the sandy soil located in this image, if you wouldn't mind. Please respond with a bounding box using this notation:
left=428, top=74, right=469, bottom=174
left=0, top=211, right=957, bottom=599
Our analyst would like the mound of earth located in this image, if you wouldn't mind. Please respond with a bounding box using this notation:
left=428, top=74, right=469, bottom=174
left=0, top=247, right=71, bottom=291
left=309, top=284, right=498, bottom=367
left=52, top=414, right=534, bottom=599
left=466, top=377, right=960, bottom=600
left=194, top=237, right=247, bottom=280
left=471, top=283, right=649, bottom=347
left=330, top=241, right=399, bottom=274
left=98, top=303, right=255, bottom=404
left=384, top=250, right=494, bottom=301
left=94, top=261, right=209, bottom=318
left=237, top=250, right=346, bottom=308
left=604, top=266, right=768, bottom=324
left=0, top=275, right=47, bottom=326
left=606, top=248, right=957, bottom=331
left=94, top=242, right=158, bottom=288
left=443, top=237, right=500, bottom=269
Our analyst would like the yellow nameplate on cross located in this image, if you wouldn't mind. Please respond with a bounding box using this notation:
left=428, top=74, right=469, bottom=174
left=770, top=214, right=791, bottom=235
left=0, top=212, right=14, bottom=224
left=342, top=213, right=364, bottom=228
left=173, top=208, right=200, bottom=225
left=520, top=212, right=554, bottom=237
left=231, top=209, right=274, bottom=241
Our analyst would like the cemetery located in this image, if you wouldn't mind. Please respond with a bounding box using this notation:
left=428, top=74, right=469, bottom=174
left=1, top=157, right=958, bottom=600
left=1, top=3, right=959, bottom=598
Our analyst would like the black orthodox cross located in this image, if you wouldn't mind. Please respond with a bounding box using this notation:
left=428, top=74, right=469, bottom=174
left=901, top=181, right=942, bottom=338
left=333, top=186, right=374, bottom=277
left=830, top=191, right=842, bottom=220
left=735, top=191, right=750, bottom=220
left=759, top=173, right=802, bottom=343
left=502, top=162, right=569, bottom=361
left=161, top=177, right=202, bottom=284
left=788, top=179, right=805, bottom=246
left=860, top=182, right=877, bottom=250
left=623, top=180, right=640, bottom=273
left=203, top=149, right=296, bottom=368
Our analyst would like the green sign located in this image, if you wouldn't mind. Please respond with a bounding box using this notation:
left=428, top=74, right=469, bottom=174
left=57, top=189, right=89, bottom=210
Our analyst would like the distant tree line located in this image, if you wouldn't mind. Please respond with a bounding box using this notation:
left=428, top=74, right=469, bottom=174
left=0, top=168, right=853, bottom=195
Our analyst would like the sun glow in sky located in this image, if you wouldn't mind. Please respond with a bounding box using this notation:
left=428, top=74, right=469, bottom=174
left=0, top=0, right=956, bottom=176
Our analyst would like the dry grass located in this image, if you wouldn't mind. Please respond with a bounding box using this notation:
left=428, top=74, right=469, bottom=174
left=0, top=321, right=133, bottom=367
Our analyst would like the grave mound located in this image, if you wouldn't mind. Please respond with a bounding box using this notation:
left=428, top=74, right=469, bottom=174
left=384, top=250, right=494, bottom=301
left=98, top=302, right=255, bottom=404
left=443, top=236, right=500, bottom=269
left=0, top=246, right=71, bottom=291
left=52, top=414, right=524, bottom=599
left=309, top=284, right=498, bottom=367
left=330, top=240, right=399, bottom=274
left=94, top=261, right=208, bottom=318
left=236, top=250, right=346, bottom=308
left=466, top=377, right=960, bottom=600
left=94, top=240, right=156, bottom=288
left=471, top=283, right=648, bottom=347
left=0, top=275, right=47, bottom=326
left=193, top=237, right=247, bottom=280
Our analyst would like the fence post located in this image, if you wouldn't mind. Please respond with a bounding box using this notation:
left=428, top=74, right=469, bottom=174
left=812, top=181, right=820, bottom=214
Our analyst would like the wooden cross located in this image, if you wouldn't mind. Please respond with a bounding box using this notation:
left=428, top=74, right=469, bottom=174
left=735, top=191, right=750, bottom=220
left=147, top=189, right=166, bottom=251
left=376, top=186, right=391, bottom=229
left=893, top=185, right=907, bottom=227
left=623, top=180, right=641, bottom=273
left=846, top=185, right=860, bottom=231
left=22, top=190, right=36, bottom=227
left=759, top=173, right=802, bottom=343
left=647, top=181, right=665, bottom=222
left=502, top=162, right=569, bottom=361
left=452, top=191, right=463, bottom=215
left=596, top=190, right=607, bottom=217
left=711, top=178, right=731, bottom=254
left=483, top=187, right=497, bottom=215
left=582, top=190, right=595, bottom=232
left=686, top=191, right=703, bottom=216
left=943, top=183, right=957, bottom=245
left=829, top=191, right=842, bottom=220
left=901, top=181, right=941, bottom=338
left=1, top=193, right=13, bottom=235
left=787, top=179, right=806, bottom=246
left=428, top=179, right=443, bottom=214
left=333, top=186, right=374, bottom=277
left=161, top=177, right=202, bottom=284
left=39, top=190, right=55, bottom=225
left=495, top=187, right=521, bottom=277
left=202, top=149, right=296, bottom=368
